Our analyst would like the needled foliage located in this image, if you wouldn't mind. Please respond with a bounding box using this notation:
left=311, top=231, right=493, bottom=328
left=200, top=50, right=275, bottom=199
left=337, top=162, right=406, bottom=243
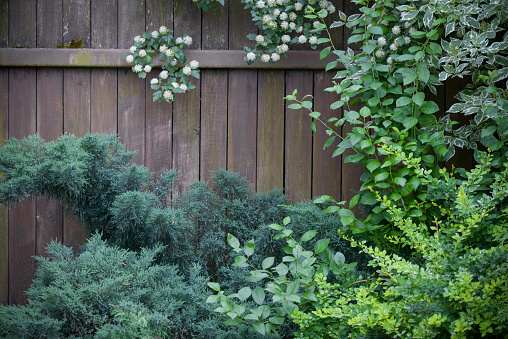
left=0, top=235, right=266, bottom=338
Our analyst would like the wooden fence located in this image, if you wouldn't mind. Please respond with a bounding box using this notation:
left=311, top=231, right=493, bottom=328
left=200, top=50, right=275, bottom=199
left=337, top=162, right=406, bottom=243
left=0, top=0, right=471, bottom=306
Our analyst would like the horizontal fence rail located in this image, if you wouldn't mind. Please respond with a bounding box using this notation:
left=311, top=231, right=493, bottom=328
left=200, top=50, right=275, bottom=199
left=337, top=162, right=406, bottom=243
left=0, top=48, right=341, bottom=69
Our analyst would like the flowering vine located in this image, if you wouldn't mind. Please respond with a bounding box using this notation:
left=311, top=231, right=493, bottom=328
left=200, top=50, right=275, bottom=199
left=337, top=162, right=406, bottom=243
left=123, top=26, right=200, bottom=103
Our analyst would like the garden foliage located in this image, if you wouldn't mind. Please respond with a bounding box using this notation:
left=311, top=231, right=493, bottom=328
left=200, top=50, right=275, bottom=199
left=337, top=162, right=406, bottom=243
left=206, top=0, right=508, bottom=337
left=0, top=133, right=360, bottom=337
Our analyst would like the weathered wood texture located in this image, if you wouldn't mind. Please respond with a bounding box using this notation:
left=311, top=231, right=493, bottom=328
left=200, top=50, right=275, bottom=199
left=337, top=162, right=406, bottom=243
left=0, top=0, right=349, bottom=305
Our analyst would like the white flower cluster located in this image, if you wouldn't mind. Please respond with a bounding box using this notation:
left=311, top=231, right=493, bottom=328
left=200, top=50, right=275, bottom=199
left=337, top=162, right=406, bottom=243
left=123, top=27, right=199, bottom=103
left=243, top=0, right=333, bottom=64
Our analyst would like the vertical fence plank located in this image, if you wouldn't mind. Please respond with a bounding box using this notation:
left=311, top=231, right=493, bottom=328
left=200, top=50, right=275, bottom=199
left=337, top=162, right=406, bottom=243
left=145, top=0, right=173, bottom=176
left=36, top=69, right=64, bottom=257
left=91, top=0, right=118, bottom=134
left=200, top=4, right=228, bottom=182
left=257, top=70, right=284, bottom=193
left=202, top=1, right=228, bottom=50
left=91, top=0, right=117, bottom=49
left=0, top=67, right=8, bottom=304
left=228, top=2, right=257, bottom=187
left=63, top=68, right=90, bottom=252
left=200, top=70, right=228, bottom=182
left=0, top=0, right=7, bottom=47
left=8, top=68, right=37, bottom=305
left=285, top=70, right=313, bottom=202
left=36, top=0, right=64, bottom=258
left=312, top=71, right=342, bottom=199
left=9, top=1, right=36, bottom=48
left=7, top=0, right=37, bottom=306
left=63, top=0, right=91, bottom=47
left=62, top=0, right=92, bottom=253
left=37, top=0, right=63, bottom=48
left=228, top=70, right=257, bottom=186
left=173, top=0, right=201, bottom=193
left=118, top=0, right=146, bottom=165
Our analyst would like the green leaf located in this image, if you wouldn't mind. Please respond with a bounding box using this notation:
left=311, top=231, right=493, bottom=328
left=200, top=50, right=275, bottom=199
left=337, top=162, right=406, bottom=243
left=403, top=74, right=418, bottom=85
left=268, top=223, right=283, bottom=231
left=275, top=263, right=289, bottom=276
left=206, top=295, right=220, bottom=303
left=412, top=92, right=425, bottom=107
left=366, top=159, right=381, bottom=173
left=270, top=316, right=285, bottom=325
left=367, top=25, right=384, bottom=35
left=208, top=282, right=221, bottom=292
left=360, top=192, right=378, bottom=205
left=253, top=322, right=266, bottom=336
left=227, top=234, right=240, bottom=249
left=349, top=193, right=360, bottom=209
left=262, top=257, right=275, bottom=270
left=301, top=230, right=317, bottom=242
left=418, top=67, right=430, bottom=83
left=394, top=177, right=407, bottom=187
left=374, top=171, right=389, bottom=182
left=314, top=238, right=330, bottom=254
left=325, top=60, right=339, bottom=72
left=368, top=96, right=380, bottom=106
left=252, top=286, right=266, bottom=305
left=288, top=103, right=302, bottom=110
left=396, top=96, right=413, bottom=107
left=403, top=117, right=418, bottom=129
left=330, top=100, right=345, bottom=110
left=359, top=106, right=371, bottom=117
left=301, top=101, right=313, bottom=110
left=238, top=286, right=252, bottom=302
left=421, top=101, right=440, bottom=114
left=339, top=208, right=355, bottom=225
left=244, top=241, right=255, bottom=257
left=320, top=46, right=331, bottom=60
left=345, top=110, right=360, bottom=121
left=481, top=125, right=497, bottom=138
left=244, top=313, right=259, bottom=321
left=283, top=216, right=291, bottom=225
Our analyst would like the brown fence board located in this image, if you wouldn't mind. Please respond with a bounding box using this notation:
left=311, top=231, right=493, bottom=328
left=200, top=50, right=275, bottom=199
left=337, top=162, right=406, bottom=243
left=0, top=67, right=8, bottom=304
left=312, top=71, right=342, bottom=199
left=118, top=0, right=146, bottom=166
left=9, top=0, right=36, bottom=48
left=200, top=4, right=228, bottom=182
left=285, top=70, right=313, bottom=202
left=118, top=0, right=145, bottom=48
left=202, top=2, right=228, bottom=50
left=91, top=0, right=117, bottom=49
left=257, top=70, right=284, bottom=193
left=228, top=70, right=258, bottom=187
left=37, top=0, right=63, bottom=48
left=172, top=0, right=201, bottom=193
left=63, top=68, right=91, bottom=252
left=8, top=68, right=37, bottom=305
left=63, top=0, right=91, bottom=47
left=36, top=68, right=64, bottom=257
left=145, top=0, right=174, bottom=176
left=91, top=69, right=118, bottom=134
left=200, top=70, right=228, bottom=183
left=0, top=0, right=7, bottom=48
left=173, top=86, right=201, bottom=193
left=118, top=71, right=146, bottom=165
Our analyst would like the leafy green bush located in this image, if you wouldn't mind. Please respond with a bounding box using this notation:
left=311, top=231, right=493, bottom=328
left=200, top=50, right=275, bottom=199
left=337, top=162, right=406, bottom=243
left=291, top=151, right=508, bottom=338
